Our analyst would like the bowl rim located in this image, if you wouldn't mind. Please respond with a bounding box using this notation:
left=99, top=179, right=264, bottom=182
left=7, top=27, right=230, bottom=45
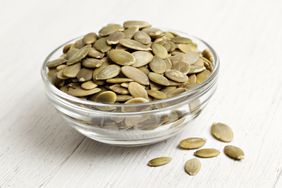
left=41, top=30, right=220, bottom=108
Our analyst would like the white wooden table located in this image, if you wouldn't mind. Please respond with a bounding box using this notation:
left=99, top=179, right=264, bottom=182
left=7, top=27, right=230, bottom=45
left=1, top=0, right=282, bottom=187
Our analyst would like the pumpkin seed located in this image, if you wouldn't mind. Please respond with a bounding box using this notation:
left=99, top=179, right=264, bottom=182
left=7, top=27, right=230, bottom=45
left=67, top=87, right=101, bottom=97
left=123, top=20, right=151, bottom=29
left=172, top=36, right=192, bottom=44
left=106, top=78, right=133, bottom=84
left=95, top=91, right=117, bottom=103
left=63, top=44, right=72, bottom=53
left=147, top=90, right=167, bottom=99
left=120, top=82, right=129, bottom=88
left=95, top=64, right=120, bottom=80
left=99, top=24, right=123, bottom=36
left=81, top=81, right=97, bottom=90
left=184, top=158, right=201, bottom=176
left=94, top=38, right=111, bottom=52
left=128, top=82, right=148, bottom=98
left=109, top=84, right=129, bottom=95
left=178, top=43, right=197, bottom=53
left=121, top=66, right=149, bottom=85
left=179, top=137, right=206, bottom=150
left=149, top=56, right=166, bottom=74
left=92, top=61, right=110, bottom=80
left=202, top=49, right=214, bottom=62
left=88, top=47, right=104, bottom=58
left=166, top=87, right=186, bottom=97
left=123, top=26, right=139, bottom=38
left=148, top=72, right=170, bottom=86
left=77, top=68, right=93, bottom=82
left=82, top=58, right=103, bottom=68
left=108, top=49, right=135, bottom=66
left=125, top=97, right=149, bottom=104
left=132, top=51, right=153, bottom=67
left=107, top=31, right=125, bottom=45
left=152, top=43, right=168, bottom=59
left=224, top=145, right=245, bottom=160
left=56, top=64, right=67, bottom=71
left=133, top=31, right=151, bottom=44
left=194, top=148, right=220, bottom=158
left=119, top=39, right=151, bottom=51
left=142, top=27, right=163, bottom=37
left=67, top=45, right=91, bottom=65
left=47, top=58, right=66, bottom=68
left=172, top=61, right=190, bottom=74
left=116, top=95, right=133, bottom=102
left=147, top=157, right=172, bottom=167
left=63, top=63, right=81, bottom=78
left=82, top=32, right=97, bottom=44
left=211, top=122, right=234, bottom=142
left=196, top=70, right=211, bottom=84
left=165, top=70, right=188, bottom=83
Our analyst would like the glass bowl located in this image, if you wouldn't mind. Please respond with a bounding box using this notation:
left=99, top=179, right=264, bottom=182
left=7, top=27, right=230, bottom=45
left=41, top=31, right=219, bottom=146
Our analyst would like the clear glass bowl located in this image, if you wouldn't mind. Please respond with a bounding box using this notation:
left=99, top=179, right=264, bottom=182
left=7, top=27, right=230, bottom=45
left=41, top=31, right=219, bottom=146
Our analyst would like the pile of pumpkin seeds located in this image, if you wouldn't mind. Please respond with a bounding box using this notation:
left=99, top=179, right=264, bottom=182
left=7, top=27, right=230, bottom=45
left=147, top=122, right=244, bottom=176
left=47, top=20, right=214, bottom=104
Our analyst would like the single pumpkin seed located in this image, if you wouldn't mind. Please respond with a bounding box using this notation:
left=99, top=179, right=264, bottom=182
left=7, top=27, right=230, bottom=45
left=132, top=51, right=153, bottom=67
left=196, top=70, right=211, bottom=84
left=67, top=87, right=101, bottom=97
left=165, top=70, right=188, bottom=83
left=224, top=145, right=245, bottom=160
left=106, top=78, right=133, bottom=84
left=121, top=66, right=149, bottom=85
left=109, top=84, right=129, bottom=95
left=184, top=158, right=201, bottom=176
left=63, top=63, right=81, bottom=78
left=125, top=97, right=149, bottom=104
left=94, top=38, right=111, bottom=52
left=172, top=61, right=190, bottom=74
left=123, top=20, right=151, bottom=29
left=108, top=49, right=135, bottom=66
left=73, top=39, right=85, bottom=49
left=147, top=90, right=167, bottom=99
left=47, top=58, right=66, bottom=68
left=147, top=157, right=172, bottom=167
left=95, top=91, right=117, bottom=103
left=95, top=64, right=121, bottom=80
left=82, top=32, right=97, bottom=44
left=88, top=47, right=104, bottom=58
left=119, top=39, right=151, bottom=51
left=133, top=31, right=151, bottom=44
left=77, top=68, right=93, bottom=82
left=178, top=137, right=206, bottom=150
left=81, top=81, right=97, bottom=90
left=121, top=82, right=129, bottom=88
left=166, top=87, right=186, bottom=97
left=92, top=61, right=110, bottom=80
left=172, top=36, right=192, bottom=44
left=128, top=82, right=148, bottom=98
left=67, top=45, right=91, bottom=65
left=202, top=49, right=214, bottom=62
left=116, top=95, right=133, bottom=102
left=149, top=56, right=166, bottom=74
left=148, top=72, right=170, bottom=86
left=211, top=122, right=234, bottom=142
left=63, top=44, right=72, bottom=54
left=152, top=43, right=168, bottom=59
left=99, top=24, right=123, bottom=36
left=107, top=31, right=125, bottom=45
left=142, top=27, right=163, bottom=37
left=194, top=148, right=220, bottom=158
left=82, top=58, right=104, bottom=68
left=123, top=26, right=139, bottom=38
left=178, top=43, right=197, bottom=53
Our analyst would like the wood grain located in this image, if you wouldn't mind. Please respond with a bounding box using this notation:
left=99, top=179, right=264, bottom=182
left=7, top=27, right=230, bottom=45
left=0, top=0, right=282, bottom=187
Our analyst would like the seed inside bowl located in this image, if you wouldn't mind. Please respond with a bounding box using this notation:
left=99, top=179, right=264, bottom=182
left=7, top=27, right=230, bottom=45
left=46, top=20, right=214, bottom=104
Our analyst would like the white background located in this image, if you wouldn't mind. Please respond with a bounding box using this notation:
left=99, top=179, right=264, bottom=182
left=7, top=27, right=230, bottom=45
left=0, top=0, right=282, bottom=187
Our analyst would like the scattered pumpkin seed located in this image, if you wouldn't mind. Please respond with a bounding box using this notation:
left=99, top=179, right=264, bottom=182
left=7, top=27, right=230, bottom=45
left=121, top=66, right=149, bottom=85
left=194, top=148, right=220, bottom=158
left=128, top=82, right=148, bottom=98
left=224, top=145, right=245, bottom=160
left=147, top=157, right=172, bottom=167
left=178, top=137, right=206, bottom=150
left=95, top=91, right=117, bottom=103
left=95, top=64, right=120, bottom=80
left=211, top=122, right=233, bottom=142
left=108, top=49, right=135, bottom=66
left=184, top=158, right=201, bottom=176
